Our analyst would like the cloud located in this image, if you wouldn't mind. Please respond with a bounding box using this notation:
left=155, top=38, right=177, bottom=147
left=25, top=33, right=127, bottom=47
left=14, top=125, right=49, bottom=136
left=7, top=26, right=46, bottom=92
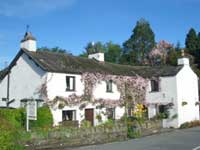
left=0, top=0, right=76, bottom=17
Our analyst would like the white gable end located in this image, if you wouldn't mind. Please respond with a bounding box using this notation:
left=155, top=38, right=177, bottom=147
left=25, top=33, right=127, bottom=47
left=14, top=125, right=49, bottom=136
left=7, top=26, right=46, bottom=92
left=0, top=53, right=47, bottom=108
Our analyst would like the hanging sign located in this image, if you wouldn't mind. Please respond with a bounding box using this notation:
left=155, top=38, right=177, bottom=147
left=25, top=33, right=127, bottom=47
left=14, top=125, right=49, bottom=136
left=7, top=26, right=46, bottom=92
left=27, top=100, right=37, bottom=120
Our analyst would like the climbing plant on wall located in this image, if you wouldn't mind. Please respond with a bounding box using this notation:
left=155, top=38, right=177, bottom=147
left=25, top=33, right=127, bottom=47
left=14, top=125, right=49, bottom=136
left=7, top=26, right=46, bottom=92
left=40, top=73, right=149, bottom=108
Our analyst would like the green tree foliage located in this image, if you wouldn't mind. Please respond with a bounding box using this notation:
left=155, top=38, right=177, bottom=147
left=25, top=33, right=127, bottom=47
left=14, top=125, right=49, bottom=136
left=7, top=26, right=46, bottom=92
left=85, top=42, right=105, bottom=55
left=166, top=49, right=180, bottom=66
left=105, top=42, right=122, bottom=63
left=185, top=28, right=200, bottom=68
left=198, top=33, right=200, bottom=50
left=185, top=28, right=198, bottom=55
left=119, top=51, right=137, bottom=65
left=175, top=41, right=181, bottom=51
left=37, top=46, right=71, bottom=54
left=123, top=18, right=155, bottom=63
left=80, top=41, right=123, bottom=63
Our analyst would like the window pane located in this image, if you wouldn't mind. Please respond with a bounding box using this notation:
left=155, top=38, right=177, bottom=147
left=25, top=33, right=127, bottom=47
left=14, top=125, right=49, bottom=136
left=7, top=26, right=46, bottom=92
left=66, top=76, right=75, bottom=91
left=151, top=80, right=159, bottom=92
left=70, top=77, right=74, bottom=90
left=107, top=108, right=115, bottom=119
left=62, top=110, right=76, bottom=121
left=106, top=80, right=113, bottom=92
left=66, top=77, right=70, bottom=90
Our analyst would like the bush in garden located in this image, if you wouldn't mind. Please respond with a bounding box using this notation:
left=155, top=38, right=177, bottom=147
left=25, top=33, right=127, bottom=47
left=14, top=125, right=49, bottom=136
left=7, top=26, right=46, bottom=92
left=0, top=108, right=26, bottom=128
left=180, top=120, right=200, bottom=129
left=0, top=108, right=26, bottom=150
left=80, top=120, right=92, bottom=128
left=97, top=119, right=115, bottom=128
left=30, top=106, right=53, bottom=129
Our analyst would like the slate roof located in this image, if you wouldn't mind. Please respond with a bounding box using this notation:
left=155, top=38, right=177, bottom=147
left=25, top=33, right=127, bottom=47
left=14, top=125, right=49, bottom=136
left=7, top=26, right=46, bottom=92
left=0, top=49, right=183, bottom=81
left=0, top=68, right=8, bottom=81
left=21, top=49, right=183, bottom=78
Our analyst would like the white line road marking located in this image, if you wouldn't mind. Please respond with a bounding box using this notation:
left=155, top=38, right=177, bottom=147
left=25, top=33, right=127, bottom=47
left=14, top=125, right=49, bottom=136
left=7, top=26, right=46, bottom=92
left=193, top=145, right=200, bottom=150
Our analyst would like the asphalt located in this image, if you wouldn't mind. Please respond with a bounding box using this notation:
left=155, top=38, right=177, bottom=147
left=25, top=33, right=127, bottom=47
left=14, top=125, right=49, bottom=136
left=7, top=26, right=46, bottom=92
left=66, top=127, right=200, bottom=150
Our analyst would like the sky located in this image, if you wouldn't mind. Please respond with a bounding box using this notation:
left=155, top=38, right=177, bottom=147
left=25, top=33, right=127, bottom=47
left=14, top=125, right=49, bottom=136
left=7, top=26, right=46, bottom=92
left=0, top=0, right=200, bottom=69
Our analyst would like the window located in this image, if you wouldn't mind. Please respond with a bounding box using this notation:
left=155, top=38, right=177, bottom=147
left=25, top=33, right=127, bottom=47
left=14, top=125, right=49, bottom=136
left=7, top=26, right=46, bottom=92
left=158, top=105, right=169, bottom=118
left=150, top=80, right=159, bottom=92
left=62, top=110, right=76, bottom=121
left=127, top=107, right=133, bottom=117
left=106, top=80, right=113, bottom=92
left=106, top=108, right=115, bottom=120
left=66, top=76, right=75, bottom=91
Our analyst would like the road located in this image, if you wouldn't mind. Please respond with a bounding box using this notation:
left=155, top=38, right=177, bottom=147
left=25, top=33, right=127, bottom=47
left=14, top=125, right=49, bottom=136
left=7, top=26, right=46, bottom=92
left=67, top=127, right=200, bottom=150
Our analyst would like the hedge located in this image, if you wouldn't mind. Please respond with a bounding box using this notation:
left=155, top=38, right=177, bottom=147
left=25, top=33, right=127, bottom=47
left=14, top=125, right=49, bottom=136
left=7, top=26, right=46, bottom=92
left=0, top=106, right=53, bottom=150
left=30, top=106, right=53, bottom=129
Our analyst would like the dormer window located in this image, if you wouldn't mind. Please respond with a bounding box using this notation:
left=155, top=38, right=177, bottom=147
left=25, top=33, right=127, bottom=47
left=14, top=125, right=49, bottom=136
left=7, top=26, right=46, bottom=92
left=106, top=80, right=113, bottom=93
left=66, top=76, right=75, bottom=91
left=150, top=80, right=159, bottom=92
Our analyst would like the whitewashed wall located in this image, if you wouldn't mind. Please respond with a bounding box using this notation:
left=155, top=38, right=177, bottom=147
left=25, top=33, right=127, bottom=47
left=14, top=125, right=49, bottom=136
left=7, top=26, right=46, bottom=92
left=146, top=64, right=200, bottom=128
left=46, top=72, right=121, bottom=101
left=0, top=53, right=46, bottom=108
left=51, top=103, right=125, bottom=126
left=46, top=72, right=123, bottom=126
left=46, top=73, right=84, bottom=100
left=146, top=76, right=177, bottom=104
left=176, top=65, right=199, bottom=127
left=146, top=76, right=178, bottom=123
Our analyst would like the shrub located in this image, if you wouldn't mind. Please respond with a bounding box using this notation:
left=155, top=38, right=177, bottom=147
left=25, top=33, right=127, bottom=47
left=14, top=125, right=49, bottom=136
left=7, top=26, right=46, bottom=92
left=0, top=109, right=26, bottom=150
left=126, top=117, right=141, bottom=138
left=96, top=114, right=102, bottom=122
left=97, top=119, right=115, bottom=128
left=80, top=120, right=91, bottom=128
left=182, top=101, right=188, bottom=106
left=127, top=125, right=141, bottom=138
left=157, top=113, right=168, bottom=119
left=30, top=106, right=53, bottom=129
left=0, top=108, right=26, bottom=128
left=180, top=120, right=200, bottom=129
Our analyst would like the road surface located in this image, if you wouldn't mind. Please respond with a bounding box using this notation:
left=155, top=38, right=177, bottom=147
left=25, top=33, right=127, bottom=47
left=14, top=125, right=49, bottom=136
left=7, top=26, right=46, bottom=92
left=67, top=127, right=200, bottom=150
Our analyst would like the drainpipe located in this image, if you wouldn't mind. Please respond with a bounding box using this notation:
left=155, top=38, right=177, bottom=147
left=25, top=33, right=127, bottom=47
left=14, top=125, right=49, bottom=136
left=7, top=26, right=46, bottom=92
left=6, top=70, right=10, bottom=108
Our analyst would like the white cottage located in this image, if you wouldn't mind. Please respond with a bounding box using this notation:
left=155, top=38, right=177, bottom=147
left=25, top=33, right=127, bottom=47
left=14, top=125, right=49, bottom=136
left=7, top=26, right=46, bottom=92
left=0, top=32, right=199, bottom=128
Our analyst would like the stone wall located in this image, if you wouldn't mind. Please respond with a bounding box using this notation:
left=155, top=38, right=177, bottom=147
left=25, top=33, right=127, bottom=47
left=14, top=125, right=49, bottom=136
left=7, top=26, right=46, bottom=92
left=27, top=124, right=127, bottom=150
left=140, top=120, right=162, bottom=136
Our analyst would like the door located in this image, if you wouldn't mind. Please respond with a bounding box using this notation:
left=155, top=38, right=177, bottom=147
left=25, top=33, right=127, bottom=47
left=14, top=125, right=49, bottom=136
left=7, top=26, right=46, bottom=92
left=85, top=109, right=94, bottom=126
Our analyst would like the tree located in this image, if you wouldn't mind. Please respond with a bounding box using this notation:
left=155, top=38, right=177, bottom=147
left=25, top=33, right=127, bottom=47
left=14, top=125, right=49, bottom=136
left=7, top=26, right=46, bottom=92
left=80, top=41, right=122, bottom=64
left=85, top=42, right=105, bottom=55
left=123, top=18, right=155, bottom=63
left=79, top=52, right=88, bottom=58
left=175, top=41, right=181, bottom=51
left=185, top=28, right=198, bottom=55
left=105, top=42, right=122, bottom=63
left=37, top=46, right=71, bottom=54
left=197, top=32, right=200, bottom=50
left=149, top=40, right=172, bottom=65
left=166, top=48, right=180, bottom=66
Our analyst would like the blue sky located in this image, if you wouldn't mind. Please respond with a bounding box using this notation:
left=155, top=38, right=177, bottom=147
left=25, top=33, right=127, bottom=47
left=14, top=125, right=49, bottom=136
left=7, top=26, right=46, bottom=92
left=0, top=0, right=200, bottom=69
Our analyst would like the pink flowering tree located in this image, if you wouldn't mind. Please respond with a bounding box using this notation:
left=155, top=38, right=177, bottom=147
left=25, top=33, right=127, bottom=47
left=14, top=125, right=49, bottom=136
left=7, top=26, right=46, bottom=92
left=149, top=40, right=172, bottom=65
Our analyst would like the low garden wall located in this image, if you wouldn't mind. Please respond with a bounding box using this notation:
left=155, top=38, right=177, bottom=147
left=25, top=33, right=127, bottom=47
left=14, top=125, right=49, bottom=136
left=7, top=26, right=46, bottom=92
left=127, top=119, right=162, bottom=138
left=26, top=123, right=127, bottom=150
left=140, top=120, right=162, bottom=136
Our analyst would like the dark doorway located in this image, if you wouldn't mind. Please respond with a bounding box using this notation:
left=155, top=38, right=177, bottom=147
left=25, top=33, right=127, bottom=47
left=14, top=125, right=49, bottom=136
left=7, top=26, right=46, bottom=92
left=85, top=109, right=94, bottom=126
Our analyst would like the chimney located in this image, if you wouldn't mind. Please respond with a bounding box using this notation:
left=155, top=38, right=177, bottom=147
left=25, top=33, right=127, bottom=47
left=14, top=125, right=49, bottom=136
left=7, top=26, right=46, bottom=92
left=20, top=32, right=37, bottom=52
left=177, top=49, right=189, bottom=66
left=88, top=53, right=104, bottom=62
